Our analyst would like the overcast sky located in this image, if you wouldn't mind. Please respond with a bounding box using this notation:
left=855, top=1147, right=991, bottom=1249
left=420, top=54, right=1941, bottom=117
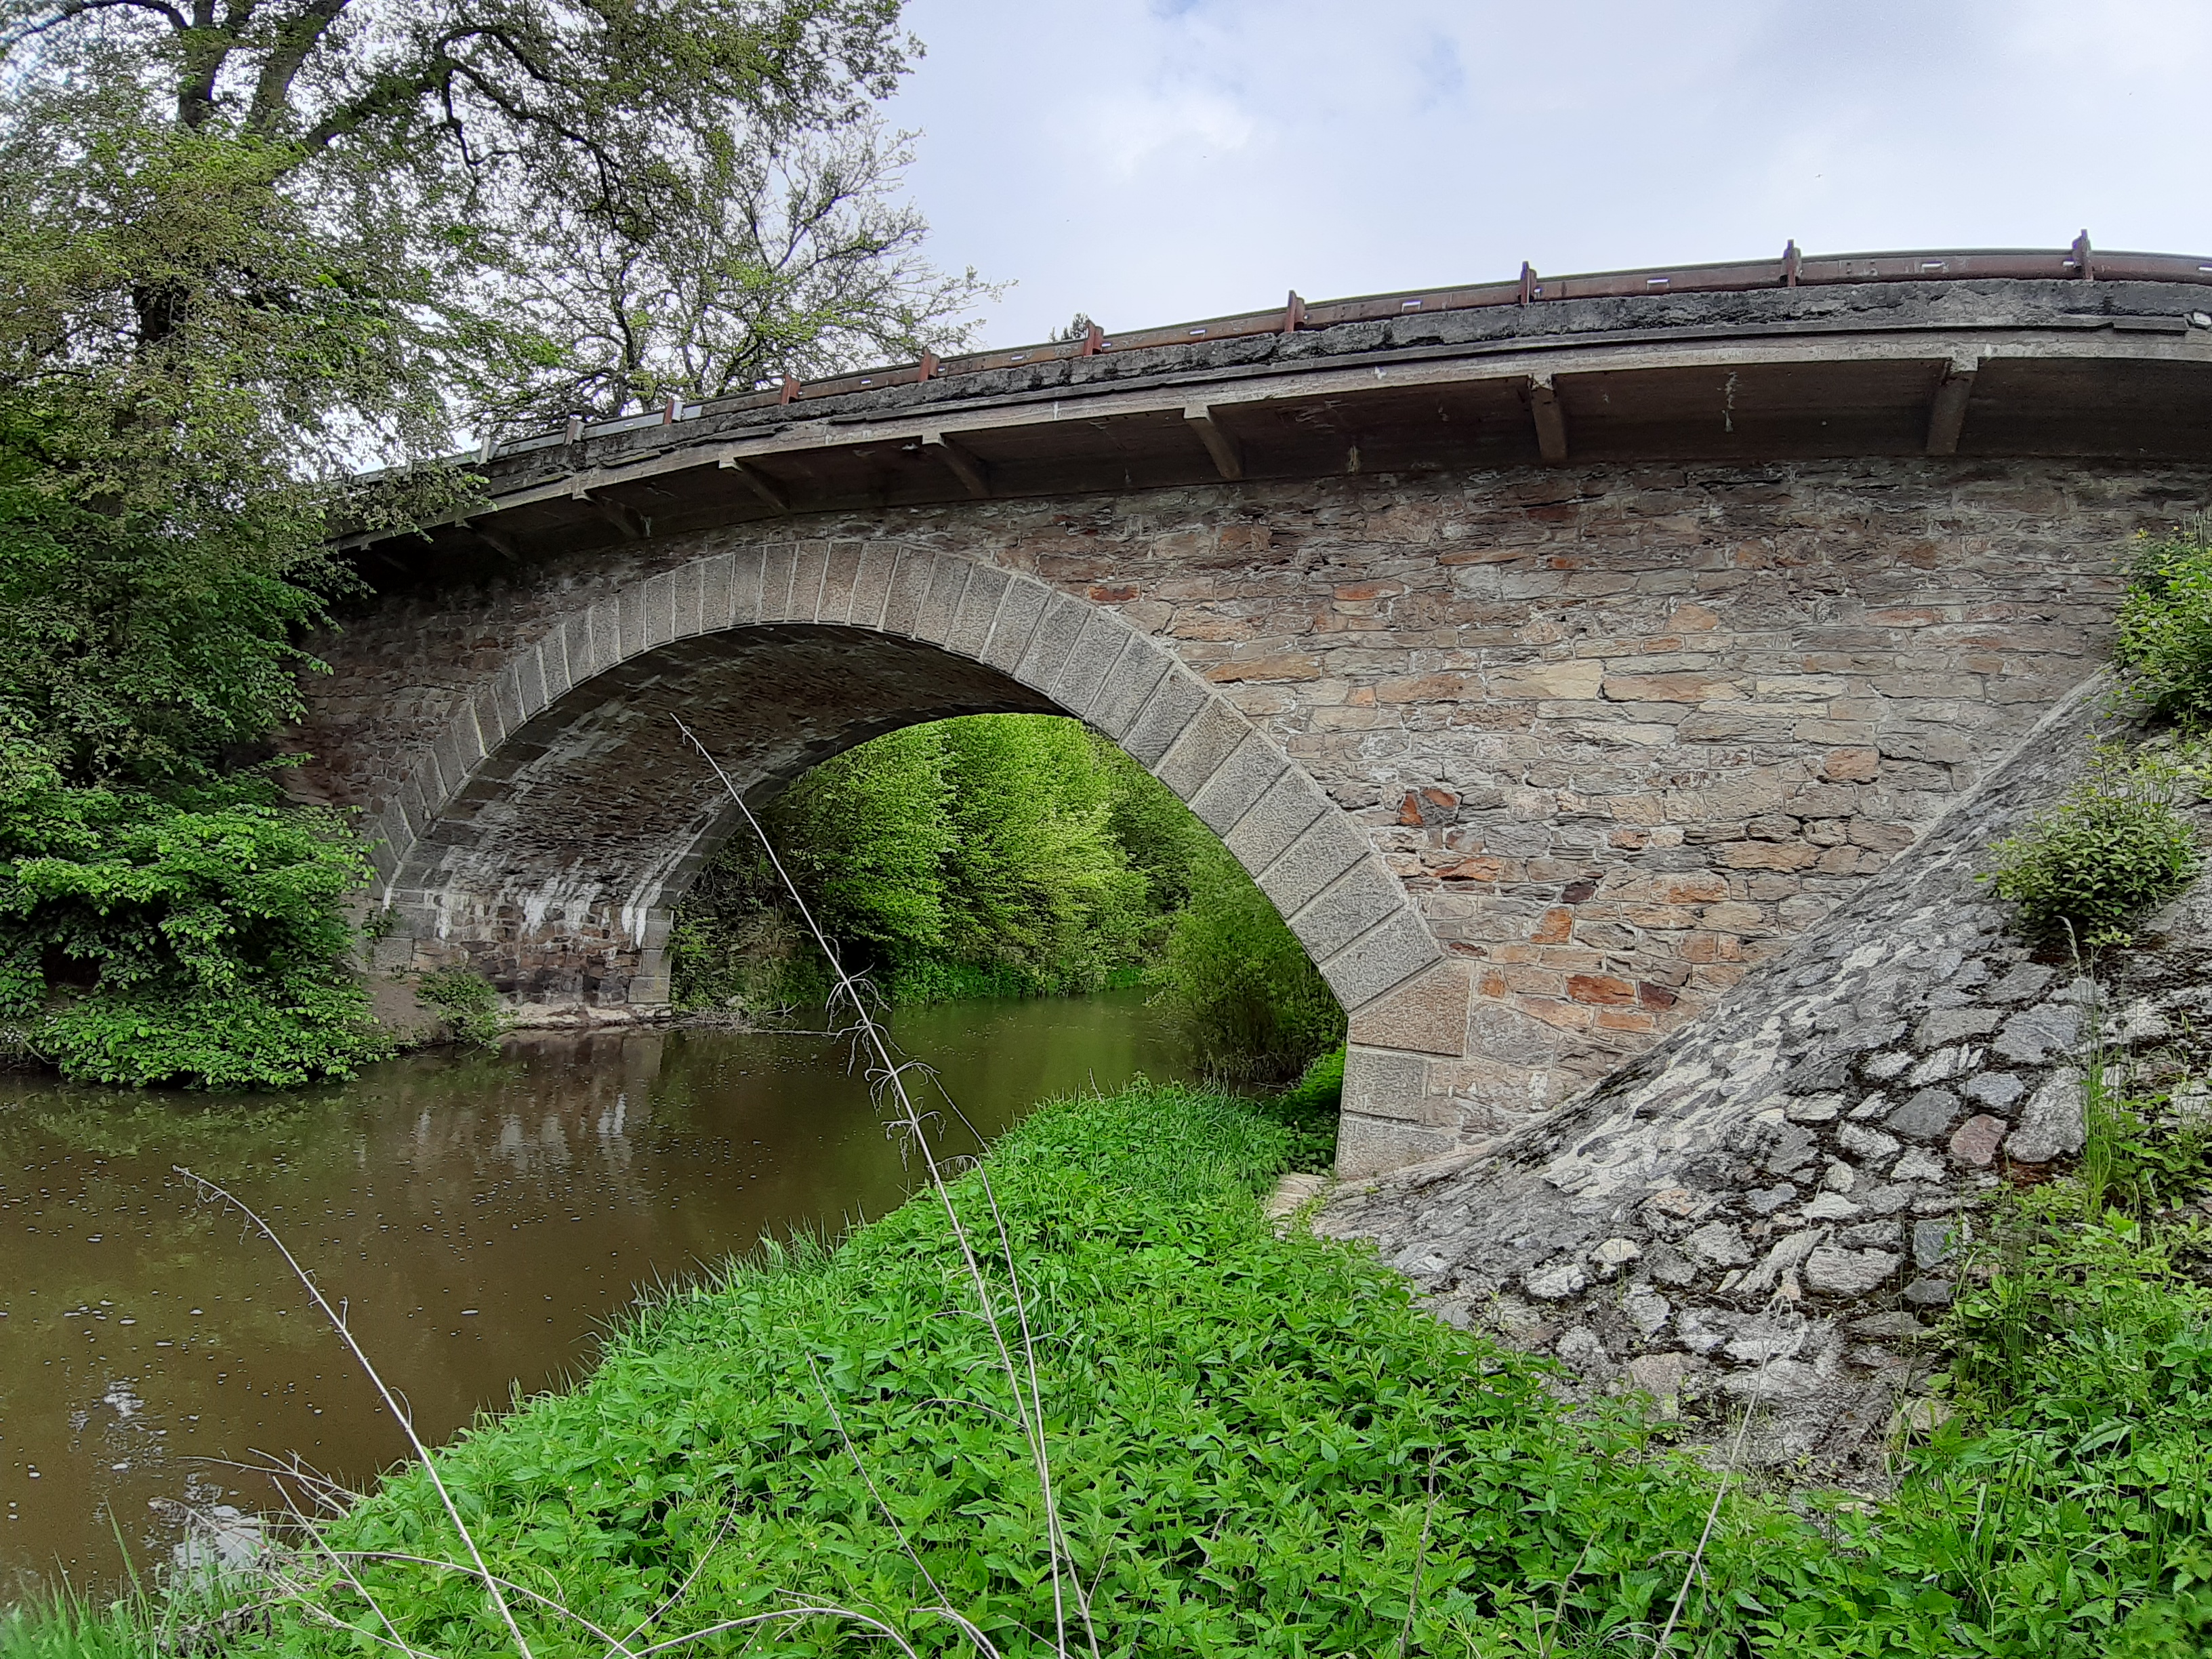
left=884, top=0, right=2212, bottom=348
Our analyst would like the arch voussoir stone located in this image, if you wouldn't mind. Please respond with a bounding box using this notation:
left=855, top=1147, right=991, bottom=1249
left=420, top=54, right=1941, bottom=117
left=356, top=537, right=1461, bottom=1176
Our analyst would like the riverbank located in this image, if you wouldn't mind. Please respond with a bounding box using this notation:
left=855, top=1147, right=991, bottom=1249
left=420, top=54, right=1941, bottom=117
left=13, top=1073, right=2212, bottom=1656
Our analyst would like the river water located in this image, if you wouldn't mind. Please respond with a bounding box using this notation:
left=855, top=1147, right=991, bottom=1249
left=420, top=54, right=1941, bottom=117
left=0, top=990, right=1191, bottom=1597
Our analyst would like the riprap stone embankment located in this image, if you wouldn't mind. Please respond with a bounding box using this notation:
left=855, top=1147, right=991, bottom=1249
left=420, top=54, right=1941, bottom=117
left=1320, top=672, right=2212, bottom=1475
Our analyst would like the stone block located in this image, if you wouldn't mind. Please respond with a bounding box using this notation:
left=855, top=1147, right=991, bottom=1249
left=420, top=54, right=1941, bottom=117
left=671, top=558, right=705, bottom=638
left=1948, top=1113, right=2007, bottom=1166
left=819, top=541, right=865, bottom=623
left=1261, top=813, right=1370, bottom=919
left=2007, top=1069, right=2085, bottom=1162
left=470, top=684, right=510, bottom=751
left=1885, top=1088, right=1961, bottom=1141
left=945, top=565, right=1010, bottom=660
left=1324, top=908, right=1445, bottom=1014
left=848, top=541, right=899, bottom=629
left=729, top=546, right=767, bottom=627
left=880, top=547, right=935, bottom=634
left=1052, top=612, right=1134, bottom=717
left=1015, top=592, right=1094, bottom=697
left=1993, top=1002, right=2081, bottom=1065
left=616, top=581, right=649, bottom=658
left=1334, top=1113, right=1457, bottom=1179
left=913, top=555, right=970, bottom=643
left=981, top=577, right=1052, bottom=672
left=1805, top=1246, right=1901, bottom=1296
left=585, top=599, right=621, bottom=675
left=1121, top=668, right=1210, bottom=769
left=491, top=663, right=527, bottom=737
left=541, top=626, right=575, bottom=699
left=1088, top=642, right=1172, bottom=739
left=1347, top=960, right=1469, bottom=1054
left=1187, top=731, right=1289, bottom=836
left=1224, top=769, right=1330, bottom=874
left=1158, top=699, right=1256, bottom=803
left=514, top=648, right=548, bottom=723
left=1912, top=1217, right=1961, bottom=1269
left=1340, top=1044, right=1437, bottom=1124
left=788, top=540, right=832, bottom=619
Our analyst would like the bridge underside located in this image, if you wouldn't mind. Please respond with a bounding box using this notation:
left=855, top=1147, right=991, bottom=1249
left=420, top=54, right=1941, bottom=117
left=388, top=624, right=1061, bottom=1011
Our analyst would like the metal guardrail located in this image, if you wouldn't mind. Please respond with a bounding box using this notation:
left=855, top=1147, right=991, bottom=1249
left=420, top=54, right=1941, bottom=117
left=468, top=234, right=2212, bottom=466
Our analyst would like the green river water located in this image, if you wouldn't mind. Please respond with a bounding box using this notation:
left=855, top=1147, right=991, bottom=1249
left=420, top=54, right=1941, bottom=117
left=0, top=989, right=1192, bottom=1597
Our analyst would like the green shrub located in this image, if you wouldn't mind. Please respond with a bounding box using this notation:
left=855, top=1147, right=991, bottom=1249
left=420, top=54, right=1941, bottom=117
left=414, top=966, right=506, bottom=1048
left=2116, top=532, right=2212, bottom=727
left=1154, top=839, right=1347, bottom=1083
left=1982, top=744, right=2200, bottom=949
left=0, top=747, right=389, bottom=1086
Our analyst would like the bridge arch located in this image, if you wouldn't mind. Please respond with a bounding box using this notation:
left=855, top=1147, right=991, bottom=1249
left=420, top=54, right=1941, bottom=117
left=363, top=539, right=1473, bottom=1174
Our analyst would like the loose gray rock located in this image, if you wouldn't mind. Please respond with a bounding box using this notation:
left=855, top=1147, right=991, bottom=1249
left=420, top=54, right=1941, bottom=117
left=1948, top=1113, right=2009, bottom=1167
left=1913, top=1218, right=1963, bottom=1269
left=1523, top=1258, right=1589, bottom=1300
left=1748, top=1182, right=1799, bottom=1214
left=1993, top=1002, right=2082, bottom=1065
left=1803, top=1193, right=1863, bottom=1221
left=1687, top=1222, right=1752, bottom=1267
left=1625, top=1292, right=1672, bottom=1337
left=1887, top=1087, right=1963, bottom=1140
left=1805, top=1247, right=1902, bottom=1295
left=2008, top=1069, right=2086, bottom=1163
left=1841, top=1124, right=1902, bottom=1160
left=1891, top=1147, right=1946, bottom=1183
left=1963, top=1071, right=2027, bottom=1110
left=1903, top=1277, right=1955, bottom=1306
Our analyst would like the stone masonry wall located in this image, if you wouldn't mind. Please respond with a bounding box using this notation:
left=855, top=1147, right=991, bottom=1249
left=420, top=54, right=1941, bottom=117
left=294, top=457, right=2211, bottom=1158
left=1317, top=675, right=2212, bottom=1477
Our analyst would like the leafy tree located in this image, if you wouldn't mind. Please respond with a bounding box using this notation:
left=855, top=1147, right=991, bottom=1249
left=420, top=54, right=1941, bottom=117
left=0, top=0, right=985, bottom=1082
left=1, top=0, right=987, bottom=432
left=1153, top=838, right=1347, bottom=1083
left=0, top=750, right=389, bottom=1086
left=671, top=712, right=1348, bottom=1082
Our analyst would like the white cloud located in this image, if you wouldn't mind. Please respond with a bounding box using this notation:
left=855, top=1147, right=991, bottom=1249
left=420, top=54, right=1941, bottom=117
left=888, top=0, right=2212, bottom=347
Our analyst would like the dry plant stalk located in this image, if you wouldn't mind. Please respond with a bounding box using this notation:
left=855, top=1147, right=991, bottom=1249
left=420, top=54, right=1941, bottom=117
left=675, top=715, right=1100, bottom=1658
left=165, top=720, right=1105, bottom=1659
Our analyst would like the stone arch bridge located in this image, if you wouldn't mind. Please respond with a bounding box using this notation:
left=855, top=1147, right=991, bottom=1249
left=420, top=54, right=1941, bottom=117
left=302, top=243, right=2212, bottom=1176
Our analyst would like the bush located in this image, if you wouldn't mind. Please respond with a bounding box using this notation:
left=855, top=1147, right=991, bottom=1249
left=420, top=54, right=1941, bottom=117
left=414, top=966, right=506, bottom=1048
left=2116, top=531, right=2212, bottom=727
left=1154, top=838, right=1347, bottom=1082
left=1982, top=743, right=2201, bottom=949
left=0, top=747, right=389, bottom=1086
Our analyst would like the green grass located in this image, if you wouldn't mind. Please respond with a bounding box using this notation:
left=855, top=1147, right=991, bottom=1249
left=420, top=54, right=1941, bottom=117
left=22, top=1076, right=2212, bottom=1656
left=251, top=1080, right=1795, bottom=1658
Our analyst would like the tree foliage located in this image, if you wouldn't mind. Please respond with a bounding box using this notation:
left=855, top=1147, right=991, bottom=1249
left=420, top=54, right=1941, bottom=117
left=1, top=0, right=988, bottom=432
left=672, top=713, right=1347, bottom=1082
left=0, top=0, right=985, bottom=1084
left=0, top=752, right=388, bottom=1086
left=2116, top=530, right=2212, bottom=729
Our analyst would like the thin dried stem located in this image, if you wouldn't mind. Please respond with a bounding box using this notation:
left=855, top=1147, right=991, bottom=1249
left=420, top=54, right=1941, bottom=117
left=676, top=715, right=1087, bottom=1656
left=174, top=1166, right=539, bottom=1659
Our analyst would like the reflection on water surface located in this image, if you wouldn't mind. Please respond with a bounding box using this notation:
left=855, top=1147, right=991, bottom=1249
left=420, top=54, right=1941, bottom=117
left=0, top=990, right=1189, bottom=1595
